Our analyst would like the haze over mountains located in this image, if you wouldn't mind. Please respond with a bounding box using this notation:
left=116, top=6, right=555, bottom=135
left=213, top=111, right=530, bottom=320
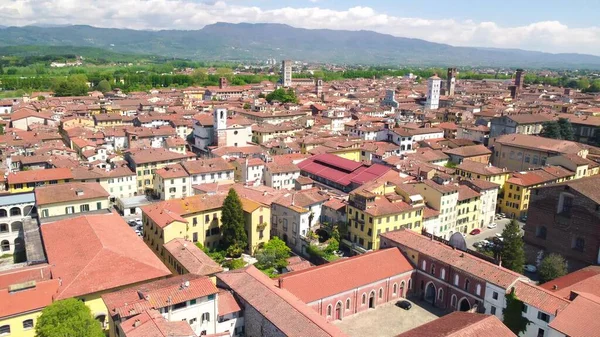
left=1, top=22, right=599, bottom=68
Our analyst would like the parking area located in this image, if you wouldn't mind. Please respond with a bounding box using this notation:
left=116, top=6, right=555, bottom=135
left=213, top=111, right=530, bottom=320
left=333, top=299, right=442, bottom=337
left=465, top=218, right=524, bottom=249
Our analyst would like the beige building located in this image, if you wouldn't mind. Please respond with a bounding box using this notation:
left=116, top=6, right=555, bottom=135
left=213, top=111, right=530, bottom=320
left=412, top=176, right=459, bottom=239
left=491, top=134, right=589, bottom=171
left=455, top=185, right=481, bottom=234
left=71, top=167, right=137, bottom=200
left=35, top=182, right=110, bottom=219
left=125, top=148, right=195, bottom=194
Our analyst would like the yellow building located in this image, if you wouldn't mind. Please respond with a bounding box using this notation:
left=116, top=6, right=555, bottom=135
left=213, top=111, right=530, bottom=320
left=454, top=160, right=510, bottom=189
left=241, top=198, right=271, bottom=254
left=35, top=182, right=110, bottom=219
left=498, top=166, right=575, bottom=218
left=39, top=213, right=171, bottom=332
left=125, top=148, right=194, bottom=194
left=7, top=167, right=73, bottom=193
left=346, top=181, right=424, bottom=251
left=456, top=185, right=481, bottom=233
left=252, top=123, right=303, bottom=144
left=546, top=153, right=600, bottom=179
left=143, top=194, right=269, bottom=255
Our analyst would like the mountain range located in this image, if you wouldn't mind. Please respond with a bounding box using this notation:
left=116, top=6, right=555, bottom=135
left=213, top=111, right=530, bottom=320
left=0, top=23, right=599, bottom=68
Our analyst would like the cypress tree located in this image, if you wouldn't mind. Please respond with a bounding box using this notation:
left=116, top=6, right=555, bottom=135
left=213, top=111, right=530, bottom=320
left=221, top=188, right=247, bottom=255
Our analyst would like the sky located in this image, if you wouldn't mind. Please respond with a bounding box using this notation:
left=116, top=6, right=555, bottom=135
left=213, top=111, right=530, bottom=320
left=1, top=0, right=599, bottom=55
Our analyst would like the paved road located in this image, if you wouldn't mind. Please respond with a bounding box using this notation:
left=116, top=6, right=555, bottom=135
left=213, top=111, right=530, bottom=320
left=465, top=218, right=525, bottom=249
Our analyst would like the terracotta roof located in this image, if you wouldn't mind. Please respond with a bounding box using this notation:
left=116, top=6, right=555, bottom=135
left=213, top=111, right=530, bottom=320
left=540, top=266, right=600, bottom=299
left=494, top=134, right=588, bottom=154
left=102, top=274, right=218, bottom=319
left=154, top=163, right=189, bottom=179
left=35, top=182, right=109, bottom=205
left=0, top=264, right=59, bottom=319
left=443, top=144, right=492, bottom=158
left=217, top=266, right=346, bottom=337
left=217, top=290, right=242, bottom=316
left=142, top=194, right=226, bottom=228
left=381, top=229, right=525, bottom=288
left=42, top=213, right=171, bottom=299
left=512, top=280, right=570, bottom=314
left=457, top=185, right=481, bottom=201
left=278, top=248, right=413, bottom=303
left=119, top=309, right=196, bottom=337
left=7, top=167, right=73, bottom=185
left=397, top=312, right=516, bottom=337
left=127, top=148, right=194, bottom=165
left=181, top=157, right=234, bottom=174
left=535, top=175, right=600, bottom=204
left=548, top=292, right=600, bottom=337
left=456, top=160, right=506, bottom=176
left=163, top=238, right=223, bottom=276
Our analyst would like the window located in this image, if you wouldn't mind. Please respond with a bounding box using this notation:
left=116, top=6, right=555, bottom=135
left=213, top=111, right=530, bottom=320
left=23, top=319, right=33, bottom=329
left=454, top=274, right=459, bottom=286
left=393, top=283, right=397, bottom=295
left=492, top=292, right=499, bottom=300
left=327, top=305, right=332, bottom=316
left=573, top=237, right=585, bottom=251
left=538, top=311, right=550, bottom=323
left=536, top=226, right=547, bottom=239
left=438, top=288, right=444, bottom=300
left=201, top=312, right=211, bottom=322
left=192, top=232, right=198, bottom=242
left=362, top=293, right=366, bottom=305
left=96, top=202, right=102, bottom=210
left=491, top=306, right=497, bottom=315
left=451, top=295, right=457, bottom=307
left=422, top=260, right=427, bottom=270
left=346, top=298, right=351, bottom=310
left=0, top=240, right=8, bottom=252
left=560, top=194, right=574, bottom=216
left=537, top=328, right=545, bottom=337
left=379, top=288, right=383, bottom=299
left=476, top=284, right=481, bottom=296
left=190, top=299, right=197, bottom=305
left=522, top=304, right=528, bottom=313
left=0, top=325, right=10, bottom=335
left=80, top=204, right=90, bottom=212
left=65, top=206, right=74, bottom=214
left=464, top=279, right=470, bottom=291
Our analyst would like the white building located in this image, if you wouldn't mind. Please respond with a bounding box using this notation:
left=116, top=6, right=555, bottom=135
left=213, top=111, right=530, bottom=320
left=264, top=162, right=300, bottom=190
left=425, top=75, right=442, bottom=110
left=459, top=180, right=498, bottom=228
left=281, top=60, right=292, bottom=87
left=193, top=109, right=253, bottom=152
left=0, top=193, right=35, bottom=255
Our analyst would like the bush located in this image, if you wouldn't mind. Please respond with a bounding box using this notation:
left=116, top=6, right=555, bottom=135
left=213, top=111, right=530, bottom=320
left=36, top=298, right=104, bottom=337
left=223, top=258, right=245, bottom=270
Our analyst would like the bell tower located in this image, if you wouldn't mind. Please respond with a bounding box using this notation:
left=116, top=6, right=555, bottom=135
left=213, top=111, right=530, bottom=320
left=213, top=108, right=227, bottom=146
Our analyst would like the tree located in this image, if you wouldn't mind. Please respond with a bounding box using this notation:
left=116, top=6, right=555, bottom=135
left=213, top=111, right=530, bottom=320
left=577, top=77, right=590, bottom=90
left=540, top=121, right=562, bottom=140
left=220, top=188, right=247, bottom=255
left=35, top=298, right=104, bottom=337
left=96, top=79, right=112, bottom=93
left=265, top=88, right=298, bottom=103
left=539, top=254, right=567, bottom=283
left=52, top=75, right=89, bottom=97
left=255, top=237, right=291, bottom=271
left=557, top=118, right=575, bottom=140
left=503, top=290, right=530, bottom=334
left=500, top=220, right=525, bottom=273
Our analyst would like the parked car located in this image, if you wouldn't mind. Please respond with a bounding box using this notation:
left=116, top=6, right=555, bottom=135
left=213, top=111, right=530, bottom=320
left=395, top=300, right=412, bottom=310
left=520, top=215, right=528, bottom=222
left=470, top=228, right=481, bottom=235
left=128, top=220, right=138, bottom=227
left=134, top=218, right=143, bottom=226
left=480, top=240, right=491, bottom=247
left=524, top=264, right=537, bottom=273
left=487, top=223, right=497, bottom=229
left=135, top=229, right=143, bottom=237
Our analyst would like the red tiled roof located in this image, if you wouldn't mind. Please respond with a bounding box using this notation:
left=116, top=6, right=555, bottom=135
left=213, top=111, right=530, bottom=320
left=512, top=280, right=570, bottom=314
left=540, top=266, right=600, bottom=299
left=7, top=167, right=73, bottom=185
left=102, top=274, right=218, bottom=319
left=217, top=266, right=346, bottom=337
left=397, top=312, right=516, bottom=337
left=381, top=229, right=525, bottom=288
left=35, top=182, right=109, bottom=205
left=217, top=290, right=242, bottom=316
left=120, top=309, right=196, bottom=337
left=42, top=213, right=171, bottom=299
left=298, top=154, right=391, bottom=187
left=548, top=292, right=600, bottom=337
left=0, top=264, right=59, bottom=319
left=163, top=238, right=223, bottom=276
left=278, top=248, right=413, bottom=303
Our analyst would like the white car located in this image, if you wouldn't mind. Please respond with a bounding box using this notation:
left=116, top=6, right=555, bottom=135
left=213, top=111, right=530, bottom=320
left=524, top=264, right=537, bottom=273
left=487, top=223, right=498, bottom=229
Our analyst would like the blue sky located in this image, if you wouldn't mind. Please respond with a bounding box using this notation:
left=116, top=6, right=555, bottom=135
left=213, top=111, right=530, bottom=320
left=2, top=0, right=599, bottom=54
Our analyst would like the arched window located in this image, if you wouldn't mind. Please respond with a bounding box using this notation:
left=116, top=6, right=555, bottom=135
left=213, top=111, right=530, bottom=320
left=346, top=298, right=351, bottom=310
left=451, top=295, right=457, bottom=308
left=95, top=314, right=106, bottom=328
left=430, top=264, right=436, bottom=275
left=393, top=283, right=398, bottom=295
left=422, top=260, right=427, bottom=270
left=327, top=305, right=332, bottom=316
left=379, top=288, right=383, bottom=299
left=0, top=224, right=7, bottom=233
left=440, top=268, right=446, bottom=280
left=23, top=319, right=34, bottom=329
left=362, top=293, right=366, bottom=305
left=408, top=279, right=413, bottom=290
left=0, top=209, right=6, bottom=218
left=9, top=207, right=21, bottom=216
left=0, top=240, right=9, bottom=252
left=438, top=288, right=444, bottom=300
left=454, top=274, right=459, bottom=286
left=464, top=279, right=470, bottom=291
left=476, top=284, right=482, bottom=296
left=10, top=222, right=22, bottom=233
left=400, top=281, right=406, bottom=297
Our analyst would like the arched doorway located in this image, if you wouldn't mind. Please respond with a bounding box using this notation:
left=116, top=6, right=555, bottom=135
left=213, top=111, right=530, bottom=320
left=458, top=298, right=471, bottom=312
left=0, top=240, right=9, bottom=252
left=425, top=282, right=436, bottom=305
left=335, top=301, right=342, bottom=320
left=368, top=291, right=376, bottom=308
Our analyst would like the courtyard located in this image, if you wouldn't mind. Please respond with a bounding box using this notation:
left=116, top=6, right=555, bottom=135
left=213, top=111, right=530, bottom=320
left=333, top=299, right=444, bottom=337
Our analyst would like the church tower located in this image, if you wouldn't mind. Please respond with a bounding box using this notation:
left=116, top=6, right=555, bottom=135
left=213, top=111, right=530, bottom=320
left=316, top=78, right=323, bottom=97
left=213, top=108, right=227, bottom=147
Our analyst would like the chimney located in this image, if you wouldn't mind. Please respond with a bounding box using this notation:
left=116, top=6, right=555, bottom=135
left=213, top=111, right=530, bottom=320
left=133, top=319, right=141, bottom=327
left=553, top=284, right=558, bottom=290
left=278, top=277, right=284, bottom=288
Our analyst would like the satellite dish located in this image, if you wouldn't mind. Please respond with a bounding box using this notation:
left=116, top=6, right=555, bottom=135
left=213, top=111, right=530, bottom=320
left=449, top=232, right=468, bottom=252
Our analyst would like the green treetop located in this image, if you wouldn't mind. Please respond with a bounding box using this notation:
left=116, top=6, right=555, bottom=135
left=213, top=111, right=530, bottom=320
left=220, top=188, right=247, bottom=256
left=500, top=220, right=525, bottom=273
left=255, top=237, right=291, bottom=271
left=539, top=253, right=568, bottom=283
left=35, top=298, right=105, bottom=337
left=266, top=88, right=298, bottom=103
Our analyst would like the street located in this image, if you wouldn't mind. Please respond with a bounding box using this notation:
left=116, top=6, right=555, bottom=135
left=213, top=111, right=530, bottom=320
left=465, top=218, right=525, bottom=249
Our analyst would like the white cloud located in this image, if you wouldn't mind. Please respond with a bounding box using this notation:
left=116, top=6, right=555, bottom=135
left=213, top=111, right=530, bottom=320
left=0, top=0, right=599, bottom=55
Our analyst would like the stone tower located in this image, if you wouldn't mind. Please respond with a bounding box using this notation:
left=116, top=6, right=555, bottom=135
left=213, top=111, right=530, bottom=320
left=316, top=78, right=323, bottom=96
left=447, top=68, right=457, bottom=97
left=281, top=60, right=292, bottom=87
left=213, top=108, right=227, bottom=147
left=425, top=75, right=442, bottom=110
